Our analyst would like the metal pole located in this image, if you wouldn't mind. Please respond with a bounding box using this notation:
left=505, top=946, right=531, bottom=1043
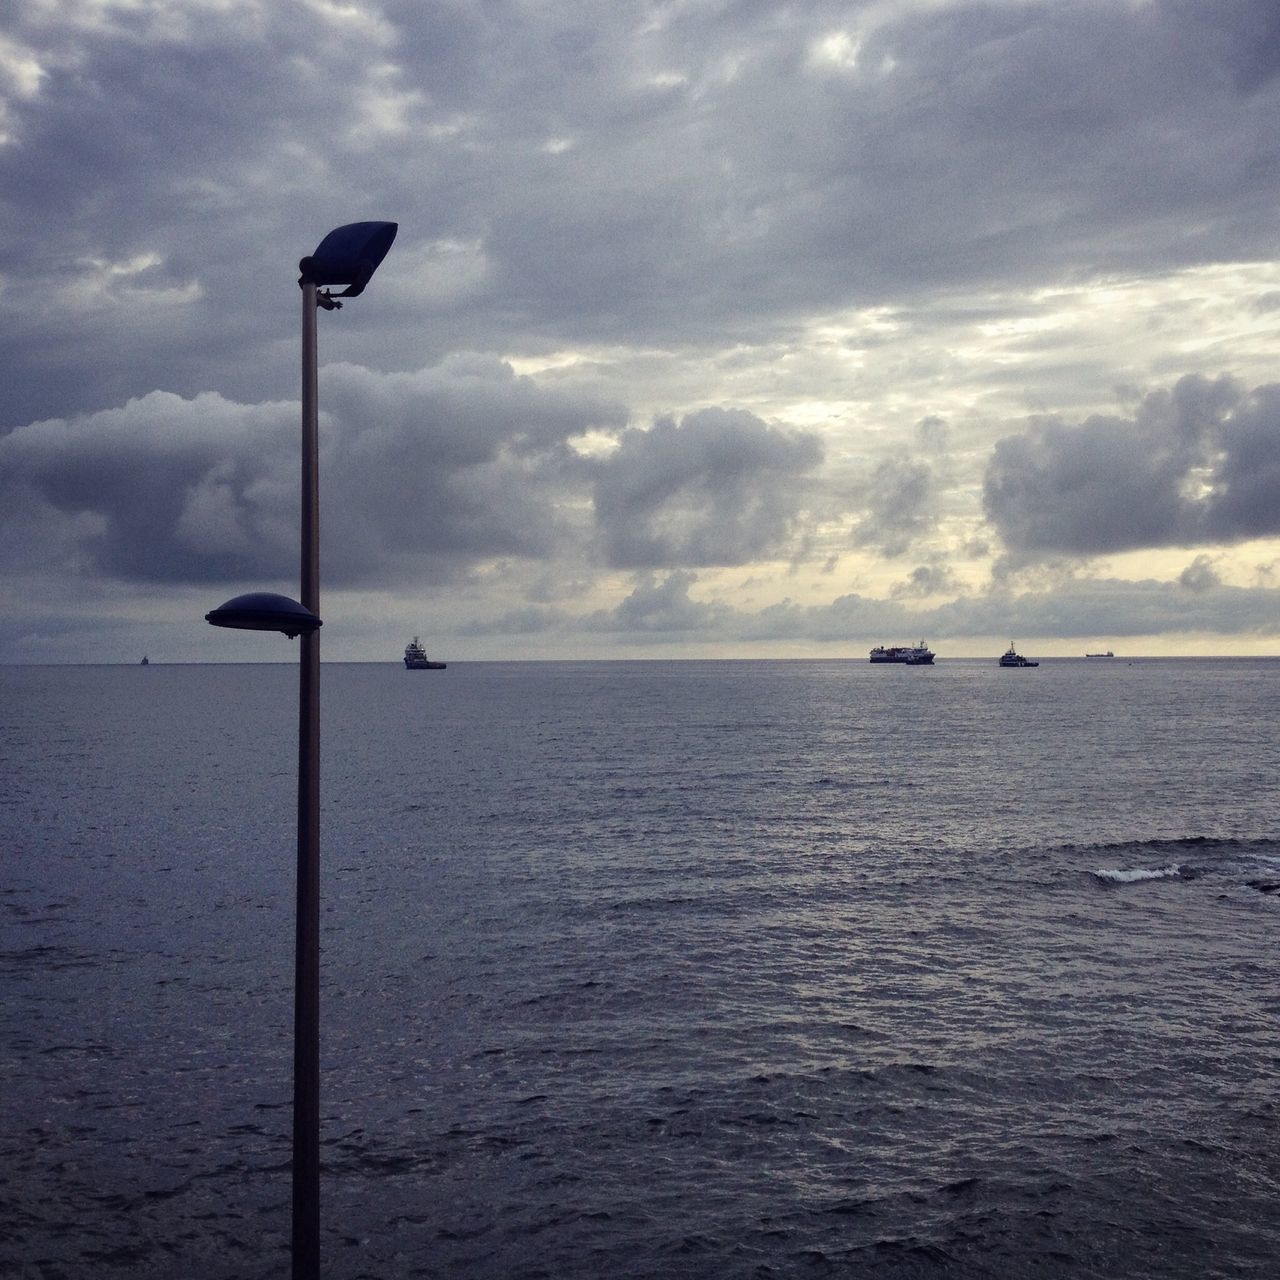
left=294, top=280, right=321, bottom=1280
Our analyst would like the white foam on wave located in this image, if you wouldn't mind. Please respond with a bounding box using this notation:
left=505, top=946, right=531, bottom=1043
left=1092, top=864, right=1182, bottom=884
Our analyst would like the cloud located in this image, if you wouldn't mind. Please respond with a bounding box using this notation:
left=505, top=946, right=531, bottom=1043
left=318, top=355, right=626, bottom=583
left=5, top=0, right=1280, bottom=429
left=590, top=409, right=823, bottom=569
left=0, top=359, right=626, bottom=588
left=936, top=573, right=1280, bottom=642
left=1178, top=554, right=1221, bottom=592
left=583, top=570, right=732, bottom=635
left=484, top=569, right=1280, bottom=649
left=983, top=374, right=1280, bottom=558
left=892, top=563, right=957, bottom=598
left=1203, top=383, right=1280, bottom=541
left=0, top=391, right=298, bottom=583
left=3, top=2, right=1280, bottom=659
left=855, top=457, right=937, bottom=557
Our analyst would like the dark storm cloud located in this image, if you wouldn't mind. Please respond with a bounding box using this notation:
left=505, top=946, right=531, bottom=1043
left=483, top=0, right=1280, bottom=341
left=0, top=4, right=344, bottom=423
left=0, top=392, right=299, bottom=583
left=983, top=375, right=1280, bottom=558
left=0, top=360, right=624, bottom=587
left=590, top=409, right=823, bottom=569
left=4, top=0, right=1280, bottom=426
left=320, top=357, right=625, bottom=583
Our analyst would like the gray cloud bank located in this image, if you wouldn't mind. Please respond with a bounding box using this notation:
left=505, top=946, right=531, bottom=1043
left=0, top=357, right=624, bottom=588
left=479, top=566, right=1280, bottom=648
left=4, top=367, right=1278, bottom=617
left=0, top=366, right=824, bottom=590
left=2, top=0, right=1279, bottom=426
left=984, top=374, right=1280, bottom=558
left=592, top=410, right=823, bottom=569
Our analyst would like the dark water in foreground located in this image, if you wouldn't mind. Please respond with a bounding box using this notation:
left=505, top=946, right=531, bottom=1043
left=2, top=658, right=1279, bottom=1278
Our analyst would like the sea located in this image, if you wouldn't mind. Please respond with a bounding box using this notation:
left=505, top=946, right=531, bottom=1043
left=2, top=657, right=1279, bottom=1279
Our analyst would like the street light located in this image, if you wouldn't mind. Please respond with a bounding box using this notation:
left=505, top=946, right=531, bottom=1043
left=206, top=220, right=397, bottom=1280
left=206, top=592, right=321, bottom=638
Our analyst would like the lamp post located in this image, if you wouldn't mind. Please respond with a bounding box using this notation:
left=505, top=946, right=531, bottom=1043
left=207, top=221, right=397, bottom=1280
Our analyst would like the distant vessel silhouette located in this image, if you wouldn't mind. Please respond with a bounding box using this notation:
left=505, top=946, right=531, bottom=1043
left=870, top=640, right=935, bottom=665
left=140, top=655, right=149, bottom=665
left=404, top=637, right=446, bottom=670
left=1085, top=650, right=1115, bottom=658
left=999, top=643, right=1038, bottom=668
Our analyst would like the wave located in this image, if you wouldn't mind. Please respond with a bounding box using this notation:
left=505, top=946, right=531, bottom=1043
left=1091, top=864, right=1185, bottom=885
left=1076, top=836, right=1280, bottom=891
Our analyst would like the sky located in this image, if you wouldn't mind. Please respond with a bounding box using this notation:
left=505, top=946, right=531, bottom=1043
left=2, top=0, right=1280, bottom=662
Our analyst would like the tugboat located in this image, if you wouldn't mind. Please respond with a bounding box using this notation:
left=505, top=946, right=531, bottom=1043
left=404, top=637, right=446, bottom=670
left=998, top=643, right=1038, bottom=668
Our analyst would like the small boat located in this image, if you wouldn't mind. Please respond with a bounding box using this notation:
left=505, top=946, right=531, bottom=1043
left=999, top=643, right=1038, bottom=668
left=404, top=637, right=446, bottom=670
left=1085, top=650, right=1115, bottom=658
left=140, top=655, right=149, bottom=666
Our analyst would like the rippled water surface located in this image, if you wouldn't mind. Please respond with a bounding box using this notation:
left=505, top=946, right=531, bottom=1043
left=3, top=659, right=1279, bottom=1277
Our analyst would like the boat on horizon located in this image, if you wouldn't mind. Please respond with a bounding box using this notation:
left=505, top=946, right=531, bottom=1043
left=404, top=637, right=446, bottom=670
left=1085, top=650, right=1115, bottom=658
left=870, top=640, right=935, bottom=665
left=999, top=643, right=1038, bottom=668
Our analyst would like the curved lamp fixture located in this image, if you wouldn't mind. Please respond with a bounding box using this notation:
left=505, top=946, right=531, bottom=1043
left=298, top=221, right=397, bottom=304
left=205, top=591, right=322, bottom=638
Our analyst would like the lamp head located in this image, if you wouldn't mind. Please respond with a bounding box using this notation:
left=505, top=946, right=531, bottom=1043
left=298, top=221, right=397, bottom=299
left=206, top=592, right=322, bottom=639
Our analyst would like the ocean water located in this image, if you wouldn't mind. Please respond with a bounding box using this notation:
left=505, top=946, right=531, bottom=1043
left=2, top=657, right=1279, bottom=1279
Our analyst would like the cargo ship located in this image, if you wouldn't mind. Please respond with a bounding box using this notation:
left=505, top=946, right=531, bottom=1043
left=870, top=641, right=935, bottom=665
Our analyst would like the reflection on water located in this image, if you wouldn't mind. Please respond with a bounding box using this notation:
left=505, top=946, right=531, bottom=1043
left=2, top=660, right=1279, bottom=1277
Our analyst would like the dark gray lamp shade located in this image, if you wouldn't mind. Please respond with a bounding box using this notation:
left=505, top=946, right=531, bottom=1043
left=205, top=592, right=322, bottom=638
left=297, top=222, right=398, bottom=298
